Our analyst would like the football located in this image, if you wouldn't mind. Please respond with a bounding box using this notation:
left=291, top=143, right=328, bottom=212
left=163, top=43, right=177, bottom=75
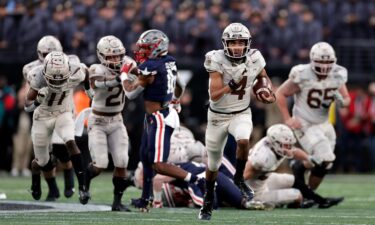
left=253, top=76, right=271, bottom=97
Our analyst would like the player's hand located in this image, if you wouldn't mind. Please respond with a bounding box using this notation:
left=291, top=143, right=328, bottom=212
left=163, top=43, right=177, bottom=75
left=36, top=87, right=49, bottom=103
left=333, top=90, right=345, bottom=107
left=170, top=98, right=181, bottom=113
left=285, top=117, right=302, bottom=129
left=255, top=89, right=276, bottom=104
left=231, top=63, right=247, bottom=83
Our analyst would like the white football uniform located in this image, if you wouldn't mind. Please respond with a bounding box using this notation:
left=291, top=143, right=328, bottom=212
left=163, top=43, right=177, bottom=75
left=204, top=49, right=265, bottom=171
left=87, top=64, right=129, bottom=169
left=289, top=64, right=347, bottom=163
left=245, top=138, right=301, bottom=205
left=29, top=61, right=85, bottom=167
left=23, top=60, right=42, bottom=82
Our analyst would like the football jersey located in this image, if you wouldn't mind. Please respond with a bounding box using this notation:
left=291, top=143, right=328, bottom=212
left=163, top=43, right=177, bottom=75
left=249, top=137, right=286, bottom=173
left=139, top=55, right=177, bottom=104
left=289, top=64, right=347, bottom=124
left=204, top=49, right=266, bottom=113
left=89, top=64, right=125, bottom=113
left=29, top=60, right=85, bottom=113
left=23, top=60, right=42, bottom=82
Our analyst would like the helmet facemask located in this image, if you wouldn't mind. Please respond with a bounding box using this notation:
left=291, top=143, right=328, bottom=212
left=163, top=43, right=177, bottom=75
left=311, top=59, right=336, bottom=79
left=134, top=29, right=169, bottom=63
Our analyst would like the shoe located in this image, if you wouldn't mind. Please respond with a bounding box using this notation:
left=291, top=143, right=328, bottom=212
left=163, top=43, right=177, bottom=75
left=112, top=203, right=131, bottom=212
left=300, top=199, right=316, bottom=209
left=153, top=201, right=163, bottom=208
left=244, top=200, right=267, bottom=210
left=64, top=187, right=75, bottom=198
left=21, top=169, right=31, bottom=177
left=30, top=174, right=41, bottom=200
left=46, top=189, right=60, bottom=202
left=131, top=197, right=151, bottom=212
left=234, top=178, right=254, bottom=201
left=10, top=168, right=19, bottom=177
left=318, top=197, right=344, bottom=209
left=78, top=186, right=90, bottom=205
left=198, top=193, right=213, bottom=220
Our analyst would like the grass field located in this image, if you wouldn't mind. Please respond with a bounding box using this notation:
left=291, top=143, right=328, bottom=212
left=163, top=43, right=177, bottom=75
left=1, top=173, right=375, bottom=225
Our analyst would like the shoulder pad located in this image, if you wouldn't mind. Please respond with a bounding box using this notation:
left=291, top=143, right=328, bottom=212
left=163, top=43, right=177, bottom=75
left=204, top=50, right=225, bottom=74
left=29, top=68, right=46, bottom=90
left=248, top=49, right=266, bottom=67
left=288, top=64, right=310, bottom=83
left=69, top=64, right=85, bottom=83
left=332, top=64, right=348, bottom=84
left=89, top=64, right=106, bottom=78
left=68, top=54, right=81, bottom=64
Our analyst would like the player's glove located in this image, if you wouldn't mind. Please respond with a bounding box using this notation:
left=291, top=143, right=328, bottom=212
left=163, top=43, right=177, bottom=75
left=36, top=87, right=49, bottom=104
left=333, top=90, right=345, bottom=107
left=231, top=63, right=247, bottom=83
left=170, top=97, right=181, bottom=113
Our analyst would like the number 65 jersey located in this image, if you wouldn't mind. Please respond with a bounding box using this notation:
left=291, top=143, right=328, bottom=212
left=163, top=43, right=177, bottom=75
left=89, top=64, right=125, bottom=113
left=289, top=64, right=347, bottom=124
left=204, top=49, right=265, bottom=113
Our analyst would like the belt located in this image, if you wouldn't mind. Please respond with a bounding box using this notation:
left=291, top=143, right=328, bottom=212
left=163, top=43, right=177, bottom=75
left=209, top=106, right=249, bottom=115
left=92, top=109, right=120, bottom=117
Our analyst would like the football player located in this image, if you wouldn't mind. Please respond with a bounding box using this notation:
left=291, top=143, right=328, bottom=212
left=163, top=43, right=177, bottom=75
left=244, top=124, right=344, bottom=208
left=199, top=22, right=275, bottom=220
left=85, top=35, right=132, bottom=211
left=276, top=42, right=350, bottom=190
left=25, top=51, right=90, bottom=205
left=23, top=36, right=76, bottom=201
left=121, top=29, right=199, bottom=212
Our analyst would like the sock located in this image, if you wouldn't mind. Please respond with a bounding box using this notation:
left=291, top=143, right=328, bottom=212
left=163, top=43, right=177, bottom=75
left=45, top=177, right=59, bottom=194
left=113, top=176, right=127, bottom=195
left=205, top=179, right=215, bottom=199
left=292, top=178, right=325, bottom=204
left=234, top=159, right=247, bottom=181
left=70, top=153, right=85, bottom=189
left=64, top=168, right=74, bottom=189
left=141, top=163, right=154, bottom=200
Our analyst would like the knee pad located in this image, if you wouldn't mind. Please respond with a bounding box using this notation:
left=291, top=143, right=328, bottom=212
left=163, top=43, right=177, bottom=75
left=310, top=162, right=332, bottom=178
left=41, top=158, right=56, bottom=172
left=52, top=144, right=70, bottom=163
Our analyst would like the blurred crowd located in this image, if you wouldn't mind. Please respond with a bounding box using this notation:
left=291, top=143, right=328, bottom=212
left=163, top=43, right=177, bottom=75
left=1, top=0, right=375, bottom=175
left=0, top=0, right=374, bottom=65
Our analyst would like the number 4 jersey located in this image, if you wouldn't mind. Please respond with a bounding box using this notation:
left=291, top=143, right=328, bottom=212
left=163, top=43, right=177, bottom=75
left=204, top=49, right=266, bottom=113
left=289, top=64, right=347, bottom=124
left=28, top=59, right=86, bottom=115
left=89, top=64, right=125, bottom=113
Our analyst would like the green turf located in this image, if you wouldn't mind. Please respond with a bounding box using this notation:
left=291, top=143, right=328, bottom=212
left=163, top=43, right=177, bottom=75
left=1, top=173, right=375, bottom=224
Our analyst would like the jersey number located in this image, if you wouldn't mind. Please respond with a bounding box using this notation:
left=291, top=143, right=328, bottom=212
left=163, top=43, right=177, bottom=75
left=231, top=76, right=247, bottom=100
left=307, top=88, right=336, bottom=108
left=47, top=91, right=66, bottom=106
left=105, top=86, right=125, bottom=106
left=165, top=62, right=177, bottom=94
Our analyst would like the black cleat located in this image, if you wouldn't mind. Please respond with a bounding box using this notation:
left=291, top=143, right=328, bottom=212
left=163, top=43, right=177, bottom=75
left=46, top=189, right=60, bottom=202
left=234, top=178, right=254, bottom=201
left=30, top=174, right=41, bottom=200
left=64, top=187, right=75, bottom=198
left=300, top=199, right=316, bottom=209
left=78, top=186, right=90, bottom=205
left=318, top=197, right=344, bottom=209
left=198, top=193, right=213, bottom=220
left=112, top=203, right=131, bottom=212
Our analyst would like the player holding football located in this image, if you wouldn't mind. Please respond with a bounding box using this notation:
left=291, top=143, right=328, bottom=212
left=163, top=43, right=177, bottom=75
left=199, top=22, right=275, bottom=220
left=276, top=42, right=350, bottom=190
left=25, top=51, right=90, bottom=205
left=121, top=29, right=198, bottom=212
left=85, top=35, right=132, bottom=211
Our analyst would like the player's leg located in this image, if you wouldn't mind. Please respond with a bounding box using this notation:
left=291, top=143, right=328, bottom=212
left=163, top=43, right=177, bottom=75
left=56, top=112, right=90, bottom=204
left=108, top=118, right=131, bottom=212
left=43, top=153, right=60, bottom=201
left=30, top=118, right=54, bottom=200
left=228, top=110, right=254, bottom=200
left=199, top=110, right=228, bottom=220
left=52, top=143, right=75, bottom=198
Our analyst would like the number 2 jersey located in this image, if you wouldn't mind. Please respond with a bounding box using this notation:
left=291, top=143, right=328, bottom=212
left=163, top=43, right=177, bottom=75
left=89, top=64, right=125, bottom=113
left=289, top=64, right=347, bottom=124
left=204, top=49, right=266, bottom=113
left=28, top=59, right=86, bottom=114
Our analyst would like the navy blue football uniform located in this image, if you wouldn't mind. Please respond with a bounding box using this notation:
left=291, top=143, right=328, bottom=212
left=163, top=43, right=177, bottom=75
left=139, top=55, right=179, bottom=202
